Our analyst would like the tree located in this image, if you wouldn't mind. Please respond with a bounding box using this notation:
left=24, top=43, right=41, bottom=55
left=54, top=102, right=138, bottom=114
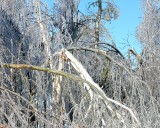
left=137, top=0, right=160, bottom=98
left=87, top=0, right=118, bottom=47
left=136, top=1, right=160, bottom=127
left=0, top=0, right=159, bottom=128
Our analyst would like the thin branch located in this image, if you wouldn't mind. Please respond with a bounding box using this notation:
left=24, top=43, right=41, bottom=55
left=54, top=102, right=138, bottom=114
left=90, top=42, right=125, bottom=59
left=67, top=47, right=132, bottom=76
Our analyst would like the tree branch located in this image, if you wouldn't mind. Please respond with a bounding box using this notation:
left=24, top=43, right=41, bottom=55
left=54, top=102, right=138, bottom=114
left=0, top=61, right=139, bottom=124
left=67, top=47, right=132, bottom=76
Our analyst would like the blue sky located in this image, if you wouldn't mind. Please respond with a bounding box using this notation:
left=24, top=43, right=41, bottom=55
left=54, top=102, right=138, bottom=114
left=43, top=0, right=142, bottom=55
left=107, top=0, right=142, bottom=55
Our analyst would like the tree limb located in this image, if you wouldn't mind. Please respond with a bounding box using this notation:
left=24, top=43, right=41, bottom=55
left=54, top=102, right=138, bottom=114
left=0, top=60, right=139, bottom=124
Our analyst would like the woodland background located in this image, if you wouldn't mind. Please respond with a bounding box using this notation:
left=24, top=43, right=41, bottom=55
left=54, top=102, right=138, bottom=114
left=0, top=0, right=159, bottom=128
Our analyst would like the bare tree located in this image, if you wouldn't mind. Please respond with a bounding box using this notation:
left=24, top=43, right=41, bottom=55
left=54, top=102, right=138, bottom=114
left=136, top=0, right=160, bottom=127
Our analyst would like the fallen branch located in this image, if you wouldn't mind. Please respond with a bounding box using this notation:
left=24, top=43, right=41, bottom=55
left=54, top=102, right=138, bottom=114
left=0, top=58, right=139, bottom=124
